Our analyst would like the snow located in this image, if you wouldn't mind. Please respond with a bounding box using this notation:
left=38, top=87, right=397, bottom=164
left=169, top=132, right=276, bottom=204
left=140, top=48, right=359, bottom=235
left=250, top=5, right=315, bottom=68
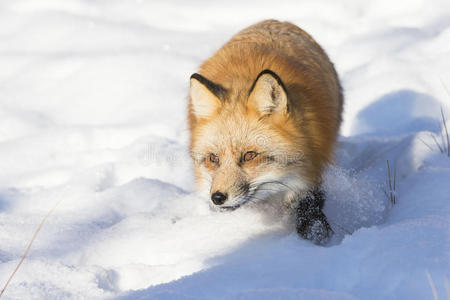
left=0, top=0, right=449, bottom=299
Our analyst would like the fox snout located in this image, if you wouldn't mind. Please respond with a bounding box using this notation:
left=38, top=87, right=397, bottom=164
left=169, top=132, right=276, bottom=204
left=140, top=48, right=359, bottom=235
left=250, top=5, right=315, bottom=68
left=209, top=165, right=249, bottom=206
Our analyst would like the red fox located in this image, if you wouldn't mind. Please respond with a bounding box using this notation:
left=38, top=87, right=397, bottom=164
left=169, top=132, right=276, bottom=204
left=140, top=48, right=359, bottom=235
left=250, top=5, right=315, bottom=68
left=188, top=20, right=343, bottom=244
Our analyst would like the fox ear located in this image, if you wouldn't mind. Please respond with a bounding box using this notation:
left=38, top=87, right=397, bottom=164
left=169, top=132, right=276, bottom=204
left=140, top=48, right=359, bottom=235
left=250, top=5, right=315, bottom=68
left=248, top=70, right=288, bottom=116
left=190, top=73, right=226, bottom=119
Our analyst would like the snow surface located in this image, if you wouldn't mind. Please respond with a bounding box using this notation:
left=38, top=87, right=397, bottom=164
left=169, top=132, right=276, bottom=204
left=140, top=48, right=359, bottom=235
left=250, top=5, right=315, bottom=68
left=1, top=0, right=450, bottom=299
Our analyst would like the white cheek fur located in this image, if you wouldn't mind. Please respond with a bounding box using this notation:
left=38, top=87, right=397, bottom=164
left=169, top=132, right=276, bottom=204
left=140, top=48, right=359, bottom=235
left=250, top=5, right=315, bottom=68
left=199, top=167, right=213, bottom=194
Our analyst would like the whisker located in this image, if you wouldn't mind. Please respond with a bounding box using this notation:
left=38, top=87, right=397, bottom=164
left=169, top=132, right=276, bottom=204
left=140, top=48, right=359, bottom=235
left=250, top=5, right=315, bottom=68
left=249, top=188, right=285, bottom=196
left=244, top=195, right=270, bottom=202
left=257, top=180, right=299, bottom=195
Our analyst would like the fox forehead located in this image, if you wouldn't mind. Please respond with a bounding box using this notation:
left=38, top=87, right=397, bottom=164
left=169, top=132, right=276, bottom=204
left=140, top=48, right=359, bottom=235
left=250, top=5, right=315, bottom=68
left=192, top=109, right=292, bottom=157
left=195, top=117, right=263, bottom=152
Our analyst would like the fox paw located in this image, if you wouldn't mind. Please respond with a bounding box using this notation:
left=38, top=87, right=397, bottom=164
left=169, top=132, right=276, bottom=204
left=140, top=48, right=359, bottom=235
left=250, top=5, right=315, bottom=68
left=295, top=189, right=333, bottom=245
left=296, top=215, right=333, bottom=245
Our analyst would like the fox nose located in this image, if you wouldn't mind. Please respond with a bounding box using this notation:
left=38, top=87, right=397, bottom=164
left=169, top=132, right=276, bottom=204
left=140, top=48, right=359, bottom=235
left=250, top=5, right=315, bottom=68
left=211, top=191, right=227, bottom=205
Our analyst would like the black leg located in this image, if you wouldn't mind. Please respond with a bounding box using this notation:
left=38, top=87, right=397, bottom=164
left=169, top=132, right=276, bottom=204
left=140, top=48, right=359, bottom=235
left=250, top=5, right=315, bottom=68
left=296, top=188, right=333, bottom=245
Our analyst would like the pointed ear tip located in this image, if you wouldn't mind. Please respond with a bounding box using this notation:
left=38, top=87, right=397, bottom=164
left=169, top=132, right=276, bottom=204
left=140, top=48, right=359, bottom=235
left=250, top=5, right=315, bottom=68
left=259, top=69, right=277, bottom=76
left=253, top=69, right=286, bottom=90
left=190, top=74, right=199, bottom=86
left=190, top=74, right=198, bottom=83
left=260, top=70, right=283, bottom=83
left=190, top=75, right=204, bottom=89
left=257, top=69, right=279, bottom=80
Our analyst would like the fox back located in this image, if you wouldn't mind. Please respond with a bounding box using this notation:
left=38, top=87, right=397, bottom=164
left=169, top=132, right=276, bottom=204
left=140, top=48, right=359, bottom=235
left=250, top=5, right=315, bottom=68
left=188, top=20, right=342, bottom=210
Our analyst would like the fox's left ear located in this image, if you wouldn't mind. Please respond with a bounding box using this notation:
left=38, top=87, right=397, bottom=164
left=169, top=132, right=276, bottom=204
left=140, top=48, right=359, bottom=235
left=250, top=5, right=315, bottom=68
left=248, top=70, right=288, bottom=116
left=190, top=73, right=226, bottom=119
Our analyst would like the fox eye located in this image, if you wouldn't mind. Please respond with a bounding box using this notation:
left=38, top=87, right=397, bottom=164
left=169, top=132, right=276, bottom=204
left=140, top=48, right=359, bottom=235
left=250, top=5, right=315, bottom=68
left=209, top=153, right=219, bottom=164
left=242, top=151, right=258, bottom=162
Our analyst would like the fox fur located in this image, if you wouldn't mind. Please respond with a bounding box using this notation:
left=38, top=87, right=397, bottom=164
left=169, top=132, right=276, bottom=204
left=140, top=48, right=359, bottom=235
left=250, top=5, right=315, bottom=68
left=188, top=20, right=343, bottom=243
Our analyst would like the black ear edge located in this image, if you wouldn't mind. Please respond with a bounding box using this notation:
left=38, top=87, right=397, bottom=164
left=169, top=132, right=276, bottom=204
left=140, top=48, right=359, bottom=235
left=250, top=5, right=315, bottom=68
left=190, top=73, right=227, bottom=101
left=248, top=69, right=288, bottom=97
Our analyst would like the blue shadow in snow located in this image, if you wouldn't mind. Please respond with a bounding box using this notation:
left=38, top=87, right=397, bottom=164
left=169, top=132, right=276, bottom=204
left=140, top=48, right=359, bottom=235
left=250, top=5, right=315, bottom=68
left=351, top=89, right=442, bottom=137
left=0, top=195, right=11, bottom=212
left=0, top=188, right=22, bottom=212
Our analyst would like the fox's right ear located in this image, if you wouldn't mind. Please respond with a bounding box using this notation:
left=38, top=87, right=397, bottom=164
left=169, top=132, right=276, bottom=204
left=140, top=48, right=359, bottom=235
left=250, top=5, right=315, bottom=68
left=248, top=70, right=288, bottom=116
left=189, top=73, right=225, bottom=119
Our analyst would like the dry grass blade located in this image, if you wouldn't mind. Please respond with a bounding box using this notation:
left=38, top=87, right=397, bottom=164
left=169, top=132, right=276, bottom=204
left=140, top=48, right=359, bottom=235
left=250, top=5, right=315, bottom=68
left=386, top=160, right=396, bottom=205
left=439, top=122, right=446, bottom=153
left=425, top=270, right=439, bottom=300
left=420, top=105, right=449, bottom=156
left=393, top=164, right=396, bottom=194
left=387, top=160, right=392, bottom=192
left=430, top=133, right=444, bottom=153
left=440, top=106, right=450, bottom=157
left=440, top=79, right=450, bottom=157
left=418, top=137, right=434, bottom=152
left=0, top=200, right=61, bottom=299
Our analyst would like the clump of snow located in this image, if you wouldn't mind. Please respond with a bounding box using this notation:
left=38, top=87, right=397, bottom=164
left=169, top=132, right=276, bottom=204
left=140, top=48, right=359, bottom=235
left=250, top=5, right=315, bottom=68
left=1, top=0, right=449, bottom=299
left=323, top=166, right=389, bottom=237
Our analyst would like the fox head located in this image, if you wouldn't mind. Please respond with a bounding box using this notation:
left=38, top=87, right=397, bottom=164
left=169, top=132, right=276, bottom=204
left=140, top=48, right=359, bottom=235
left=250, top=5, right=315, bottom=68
left=189, top=70, right=313, bottom=209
